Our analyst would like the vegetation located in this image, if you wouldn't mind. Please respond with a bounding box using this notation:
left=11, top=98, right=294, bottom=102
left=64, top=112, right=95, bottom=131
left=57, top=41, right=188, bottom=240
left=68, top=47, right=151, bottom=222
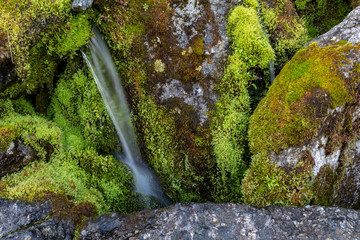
left=244, top=42, right=360, bottom=206
left=211, top=3, right=274, bottom=202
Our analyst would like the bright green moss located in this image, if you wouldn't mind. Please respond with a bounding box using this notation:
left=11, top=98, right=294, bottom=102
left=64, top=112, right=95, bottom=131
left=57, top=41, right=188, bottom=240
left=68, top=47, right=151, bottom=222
left=12, top=97, right=36, bottom=116
left=0, top=113, right=62, bottom=160
left=242, top=152, right=313, bottom=206
left=249, top=43, right=358, bottom=154
left=49, top=65, right=119, bottom=153
left=0, top=148, right=136, bottom=214
left=210, top=3, right=274, bottom=202
left=0, top=127, right=16, bottom=152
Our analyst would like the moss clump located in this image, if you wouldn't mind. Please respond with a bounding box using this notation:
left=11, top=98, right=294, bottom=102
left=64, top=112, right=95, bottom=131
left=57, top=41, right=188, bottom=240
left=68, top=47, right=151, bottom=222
left=258, top=0, right=310, bottom=72
left=0, top=127, right=16, bottom=152
left=242, top=152, right=313, bottom=206
left=210, top=4, right=274, bottom=202
left=0, top=0, right=92, bottom=99
left=0, top=148, right=136, bottom=214
left=294, top=0, right=351, bottom=37
left=0, top=114, right=61, bottom=160
left=249, top=43, right=358, bottom=155
left=48, top=64, right=119, bottom=153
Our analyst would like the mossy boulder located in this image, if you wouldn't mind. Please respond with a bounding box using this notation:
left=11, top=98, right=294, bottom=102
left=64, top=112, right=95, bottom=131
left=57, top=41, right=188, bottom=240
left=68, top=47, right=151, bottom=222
left=243, top=8, right=360, bottom=208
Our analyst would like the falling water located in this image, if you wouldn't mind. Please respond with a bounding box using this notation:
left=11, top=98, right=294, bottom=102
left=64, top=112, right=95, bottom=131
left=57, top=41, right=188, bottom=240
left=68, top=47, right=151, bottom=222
left=82, top=29, right=169, bottom=206
left=269, top=60, right=275, bottom=84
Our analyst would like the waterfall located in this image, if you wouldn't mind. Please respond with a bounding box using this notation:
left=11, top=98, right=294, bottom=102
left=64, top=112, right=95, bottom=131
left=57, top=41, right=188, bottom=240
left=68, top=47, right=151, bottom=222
left=82, top=29, right=169, bottom=206
left=269, top=60, right=275, bottom=84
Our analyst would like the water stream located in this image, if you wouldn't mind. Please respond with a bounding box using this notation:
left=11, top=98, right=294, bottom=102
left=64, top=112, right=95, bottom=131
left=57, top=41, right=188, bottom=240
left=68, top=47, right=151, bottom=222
left=269, top=60, right=275, bottom=84
left=82, top=29, right=169, bottom=206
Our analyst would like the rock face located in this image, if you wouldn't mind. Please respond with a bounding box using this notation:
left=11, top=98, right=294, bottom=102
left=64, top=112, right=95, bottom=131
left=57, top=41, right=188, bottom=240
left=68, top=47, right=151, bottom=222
left=308, top=6, right=360, bottom=47
left=244, top=6, right=360, bottom=207
left=0, top=140, right=35, bottom=178
left=71, top=0, right=93, bottom=11
left=145, top=0, right=237, bottom=125
left=80, top=203, right=360, bottom=239
left=0, top=198, right=75, bottom=239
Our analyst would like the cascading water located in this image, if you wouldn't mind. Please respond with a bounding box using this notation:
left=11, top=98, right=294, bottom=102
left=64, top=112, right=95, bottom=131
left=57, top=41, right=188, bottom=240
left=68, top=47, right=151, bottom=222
left=82, top=29, right=169, bottom=206
left=269, top=60, right=275, bottom=84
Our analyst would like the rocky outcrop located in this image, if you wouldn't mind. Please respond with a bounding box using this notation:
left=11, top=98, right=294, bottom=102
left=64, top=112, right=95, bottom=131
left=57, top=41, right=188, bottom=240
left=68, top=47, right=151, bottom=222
left=0, top=140, right=35, bottom=178
left=71, top=0, right=93, bottom=11
left=244, top=6, right=360, bottom=207
left=79, top=203, right=360, bottom=239
left=308, top=6, right=360, bottom=47
left=0, top=198, right=75, bottom=239
left=145, top=0, right=237, bottom=125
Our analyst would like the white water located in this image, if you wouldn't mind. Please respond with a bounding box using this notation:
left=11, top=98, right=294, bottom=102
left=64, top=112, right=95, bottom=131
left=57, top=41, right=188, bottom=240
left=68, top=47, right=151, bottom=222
left=270, top=60, right=275, bottom=84
left=82, top=29, right=168, bottom=205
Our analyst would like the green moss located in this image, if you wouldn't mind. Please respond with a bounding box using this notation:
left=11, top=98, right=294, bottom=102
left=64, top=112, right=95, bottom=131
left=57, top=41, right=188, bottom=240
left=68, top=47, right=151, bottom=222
left=210, top=3, right=274, bottom=202
left=0, top=113, right=62, bottom=160
left=294, top=0, right=351, bottom=38
left=0, top=148, right=136, bottom=214
left=259, top=0, right=309, bottom=72
left=0, top=127, right=16, bottom=152
left=48, top=64, right=119, bottom=153
left=242, top=152, right=313, bottom=206
left=249, top=43, right=358, bottom=154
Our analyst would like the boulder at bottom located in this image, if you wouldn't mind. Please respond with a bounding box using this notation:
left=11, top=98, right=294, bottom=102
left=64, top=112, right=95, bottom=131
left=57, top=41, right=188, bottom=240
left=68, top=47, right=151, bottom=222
left=80, top=202, right=360, bottom=240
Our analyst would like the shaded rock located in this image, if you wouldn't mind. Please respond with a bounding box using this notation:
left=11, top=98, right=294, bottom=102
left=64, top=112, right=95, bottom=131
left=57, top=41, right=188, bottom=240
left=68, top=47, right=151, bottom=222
left=0, top=198, right=51, bottom=238
left=79, top=203, right=360, bottom=239
left=0, top=139, right=35, bottom=178
left=0, top=33, right=17, bottom=92
left=71, top=0, right=93, bottom=11
left=308, top=6, right=360, bottom=47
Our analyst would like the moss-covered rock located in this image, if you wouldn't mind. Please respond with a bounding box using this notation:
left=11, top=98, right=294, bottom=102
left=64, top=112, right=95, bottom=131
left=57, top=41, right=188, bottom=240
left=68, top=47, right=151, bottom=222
left=244, top=8, right=360, bottom=207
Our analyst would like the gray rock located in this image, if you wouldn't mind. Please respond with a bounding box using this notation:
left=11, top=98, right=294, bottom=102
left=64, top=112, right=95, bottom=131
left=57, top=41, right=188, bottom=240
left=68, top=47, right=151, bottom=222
left=0, top=139, right=35, bottom=178
left=71, top=0, right=93, bottom=11
left=79, top=203, right=360, bottom=239
left=308, top=6, right=360, bottom=46
left=3, top=218, right=75, bottom=240
left=0, top=198, right=51, bottom=238
left=146, top=0, right=237, bottom=124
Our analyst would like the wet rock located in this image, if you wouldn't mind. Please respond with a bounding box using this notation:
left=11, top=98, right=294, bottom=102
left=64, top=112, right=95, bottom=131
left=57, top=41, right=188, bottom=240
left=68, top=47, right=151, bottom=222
left=308, top=6, right=360, bottom=47
left=0, top=198, right=51, bottom=238
left=0, top=140, right=35, bottom=178
left=79, top=203, right=360, bottom=239
left=71, top=0, right=94, bottom=11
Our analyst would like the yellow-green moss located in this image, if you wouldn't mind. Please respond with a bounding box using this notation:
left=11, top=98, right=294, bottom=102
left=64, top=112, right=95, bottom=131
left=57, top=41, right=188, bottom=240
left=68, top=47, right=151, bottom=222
left=210, top=3, right=274, bottom=202
left=249, top=43, right=358, bottom=154
left=242, top=152, right=313, bottom=206
left=0, top=127, right=16, bottom=152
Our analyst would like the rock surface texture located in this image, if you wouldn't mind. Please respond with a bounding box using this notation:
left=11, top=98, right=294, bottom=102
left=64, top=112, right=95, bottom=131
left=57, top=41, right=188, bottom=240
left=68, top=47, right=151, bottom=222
left=146, top=0, right=237, bottom=124
left=80, top=203, right=360, bottom=240
left=0, top=198, right=75, bottom=239
left=71, top=0, right=93, bottom=11
left=0, top=140, right=35, bottom=178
